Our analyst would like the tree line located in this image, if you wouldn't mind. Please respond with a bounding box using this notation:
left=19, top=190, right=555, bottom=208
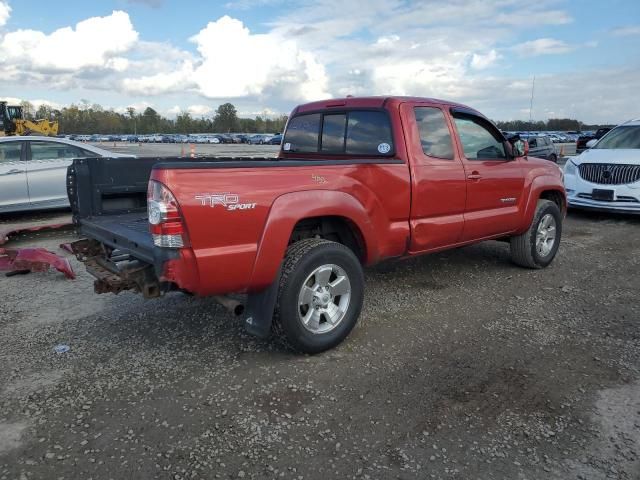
left=18, top=101, right=288, bottom=135
left=17, top=99, right=611, bottom=134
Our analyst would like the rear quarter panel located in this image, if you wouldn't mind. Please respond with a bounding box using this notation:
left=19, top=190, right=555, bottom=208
left=152, top=163, right=411, bottom=295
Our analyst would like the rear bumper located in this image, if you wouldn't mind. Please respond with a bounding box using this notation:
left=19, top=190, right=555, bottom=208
left=74, top=213, right=184, bottom=296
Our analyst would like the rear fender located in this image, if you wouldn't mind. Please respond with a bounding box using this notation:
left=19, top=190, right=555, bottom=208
left=519, top=176, right=566, bottom=232
left=249, top=190, right=377, bottom=291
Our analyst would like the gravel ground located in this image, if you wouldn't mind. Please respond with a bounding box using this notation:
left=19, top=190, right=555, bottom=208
left=0, top=209, right=639, bottom=480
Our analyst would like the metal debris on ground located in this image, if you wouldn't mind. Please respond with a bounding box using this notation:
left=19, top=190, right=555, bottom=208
left=0, top=247, right=76, bottom=279
left=53, top=345, right=70, bottom=354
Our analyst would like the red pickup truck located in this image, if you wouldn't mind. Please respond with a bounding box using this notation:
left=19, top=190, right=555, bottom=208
left=69, top=96, right=566, bottom=353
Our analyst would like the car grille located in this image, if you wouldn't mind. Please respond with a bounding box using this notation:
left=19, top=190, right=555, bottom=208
left=578, top=163, right=640, bottom=185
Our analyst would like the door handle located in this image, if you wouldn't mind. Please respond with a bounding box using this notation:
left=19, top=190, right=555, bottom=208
left=0, top=169, right=25, bottom=176
left=467, top=172, right=482, bottom=180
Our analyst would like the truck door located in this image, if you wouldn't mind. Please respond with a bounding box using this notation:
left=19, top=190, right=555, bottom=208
left=26, top=140, right=85, bottom=208
left=450, top=110, right=525, bottom=240
left=401, top=103, right=467, bottom=253
left=0, top=141, right=29, bottom=211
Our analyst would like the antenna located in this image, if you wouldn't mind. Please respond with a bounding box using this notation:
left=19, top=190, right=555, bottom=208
left=528, top=75, right=535, bottom=129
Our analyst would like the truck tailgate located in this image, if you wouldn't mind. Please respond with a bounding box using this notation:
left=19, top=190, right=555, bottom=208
left=78, top=212, right=154, bottom=264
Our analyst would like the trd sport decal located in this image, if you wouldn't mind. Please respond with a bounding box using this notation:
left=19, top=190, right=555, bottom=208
left=195, top=193, right=256, bottom=211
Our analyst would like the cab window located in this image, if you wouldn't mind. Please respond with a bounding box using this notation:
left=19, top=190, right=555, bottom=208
left=414, top=107, right=454, bottom=159
left=452, top=114, right=506, bottom=160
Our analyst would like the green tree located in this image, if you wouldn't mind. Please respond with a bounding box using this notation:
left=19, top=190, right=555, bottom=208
left=213, top=103, right=239, bottom=133
left=140, top=107, right=160, bottom=134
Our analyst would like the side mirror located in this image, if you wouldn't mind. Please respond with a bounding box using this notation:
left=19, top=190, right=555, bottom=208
left=586, top=139, right=597, bottom=148
left=510, top=139, right=528, bottom=157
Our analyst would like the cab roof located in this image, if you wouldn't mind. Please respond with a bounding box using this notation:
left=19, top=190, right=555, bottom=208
left=294, top=96, right=479, bottom=115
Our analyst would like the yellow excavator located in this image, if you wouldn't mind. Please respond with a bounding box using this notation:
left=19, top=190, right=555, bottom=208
left=0, top=101, right=59, bottom=136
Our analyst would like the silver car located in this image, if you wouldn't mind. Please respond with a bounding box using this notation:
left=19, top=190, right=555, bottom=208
left=0, top=136, right=134, bottom=213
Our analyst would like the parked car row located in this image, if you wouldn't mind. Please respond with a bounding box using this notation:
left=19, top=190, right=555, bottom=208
left=502, top=131, right=581, bottom=143
left=65, top=133, right=283, bottom=145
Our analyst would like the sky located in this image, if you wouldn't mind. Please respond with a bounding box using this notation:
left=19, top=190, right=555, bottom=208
left=0, top=0, right=639, bottom=123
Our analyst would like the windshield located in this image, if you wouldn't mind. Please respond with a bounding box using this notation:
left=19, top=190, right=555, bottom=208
left=595, top=125, right=640, bottom=149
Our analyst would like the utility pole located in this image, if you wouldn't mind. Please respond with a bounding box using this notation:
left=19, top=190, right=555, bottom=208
left=528, top=75, right=535, bottom=131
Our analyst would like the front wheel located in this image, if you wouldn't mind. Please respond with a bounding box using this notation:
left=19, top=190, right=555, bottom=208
left=274, top=239, right=364, bottom=354
left=510, top=199, right=562, bottom=269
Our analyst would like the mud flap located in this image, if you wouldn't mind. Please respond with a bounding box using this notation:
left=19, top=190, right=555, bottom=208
left=243, top=267, right=281, bottom=339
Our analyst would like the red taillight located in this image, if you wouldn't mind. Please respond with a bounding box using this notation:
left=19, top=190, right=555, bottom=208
left=147, top=180, right=188, bottom=248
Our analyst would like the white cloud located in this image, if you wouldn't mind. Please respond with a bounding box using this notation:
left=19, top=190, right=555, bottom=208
left=122, top=60, right=195, bottom=95
left=470, top=49, right=500, bottom=70
left=0, top=11, right=138, bottom=73
left=186, top=104, right=213, bottom=116
left=512, top=38, right=573, bottom=57
left=190, top=16, right=328, bottom=100
left=0, top=1, right=10, bottom=27
left=611, top=25, right=640, bottom=36
left=122, top=16, right=329, bottom=102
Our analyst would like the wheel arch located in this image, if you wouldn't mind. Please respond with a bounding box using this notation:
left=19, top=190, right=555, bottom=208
left=520, top=177, right=567, bottom=232
left=248, top=190, right=378, bottom=292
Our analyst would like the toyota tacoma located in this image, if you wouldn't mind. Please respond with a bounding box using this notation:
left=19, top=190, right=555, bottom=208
left=69, top=96, right=566, bottom=353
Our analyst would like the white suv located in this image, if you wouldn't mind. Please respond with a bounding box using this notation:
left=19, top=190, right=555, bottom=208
left=564, top=119, right=640, bottom=214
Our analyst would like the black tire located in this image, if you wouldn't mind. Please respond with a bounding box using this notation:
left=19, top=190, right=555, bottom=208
left=510, top=199, right=562, bottom=269
left=273, top=239, right=364, bottom=354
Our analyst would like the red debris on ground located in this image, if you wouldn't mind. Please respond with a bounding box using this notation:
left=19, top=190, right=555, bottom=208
left=0, top=248, right=76, bottom=279
left=0, top=220, right=73, bottom=246
left=59, top=242, right=74, bottom=254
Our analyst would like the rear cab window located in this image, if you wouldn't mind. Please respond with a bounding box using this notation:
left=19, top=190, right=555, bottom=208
left=283, top=110, right=394, bottom=156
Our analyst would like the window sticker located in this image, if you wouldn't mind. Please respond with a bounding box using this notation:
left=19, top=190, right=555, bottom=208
left=283, top=142, right=291, bottom=151
left=377, top=142, right=391, bottom=154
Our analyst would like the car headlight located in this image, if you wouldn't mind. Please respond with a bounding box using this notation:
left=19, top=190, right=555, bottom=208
left=564, top=160, right=577, bottom=176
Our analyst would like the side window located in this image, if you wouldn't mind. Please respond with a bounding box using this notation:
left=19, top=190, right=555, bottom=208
left=346, top=111, right=393, bottom=155
left=321, top=114, right=346, bottom=153
left=414, top=107, right=454, bottom=159
left=528, top=138, right=538, bottom=148
left=282, top=113, right=321, bottom=153
left=0, top=142, right=22, bottom=164
left=453, top=115, right=506, bottom=160
left=30, top=141, right=86, bottom=160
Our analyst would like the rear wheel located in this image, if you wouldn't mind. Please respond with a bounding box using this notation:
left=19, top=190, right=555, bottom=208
left=510, top=199, right=562, bottom=269
left=274, top=239, right=364, bottom=354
